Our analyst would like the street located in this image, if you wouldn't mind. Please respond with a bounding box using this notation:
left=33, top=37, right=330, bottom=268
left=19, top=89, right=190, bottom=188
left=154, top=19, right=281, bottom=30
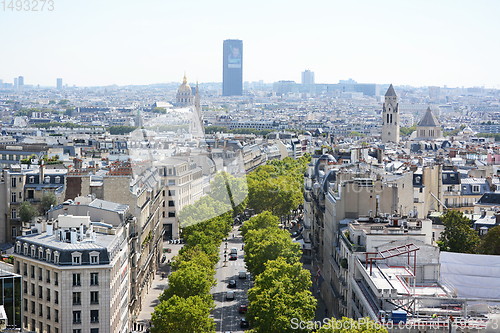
left=212, top=226, right=251, bottom=333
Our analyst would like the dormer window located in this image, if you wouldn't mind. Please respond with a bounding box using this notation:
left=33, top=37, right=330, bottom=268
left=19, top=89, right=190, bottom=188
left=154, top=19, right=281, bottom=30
left=29, top=176, right=35, bottom=184
left=44, top=176, right=50, bottom=183
left=38, top=247, right=44, bottom=260
left=30, top=245, right=36, bottom=258
left=53, top=251, right=60, bottom=264
left=23, top=244, right=28, bottom=256
left=16, top=242, right=21, bottom=254
left=72, top=252, right=82, bottom=265
left=89, top=251, right=99, bottom=265
left=55, top=176, right=60, bottom=184
left=46, top=249, right=51, bottom=262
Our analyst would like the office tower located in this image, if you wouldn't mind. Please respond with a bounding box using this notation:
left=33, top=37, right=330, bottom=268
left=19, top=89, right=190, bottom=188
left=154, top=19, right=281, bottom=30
left=223, top=39, right=243, bottom=96
left=14, top=78, right=18, bottom=90
left=301, top=70, right=315, bottom=85
left=18, top=76, right=24, bottom=86
left=57, top=78, right=63, bottom=90
left=381, top=84, right=400, bottom=143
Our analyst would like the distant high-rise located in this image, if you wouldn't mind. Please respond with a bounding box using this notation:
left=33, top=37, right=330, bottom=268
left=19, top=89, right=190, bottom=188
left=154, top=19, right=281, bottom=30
left=18, top=76, right=24, bottom=86
left=381, top=84, right=400, bottom=144
left=223, top=39, right=243, bottom=96
left=57, top=78, right=63, bottom=90
left=301, top=70, right=315, bottom=85
left=13, top=78, right=18, bottom=90
left=428, top=86, right=440, bottom=102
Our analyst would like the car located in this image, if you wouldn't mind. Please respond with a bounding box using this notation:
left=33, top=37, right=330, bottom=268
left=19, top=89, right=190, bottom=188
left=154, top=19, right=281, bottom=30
left=227, top=280, right=236, bottom=288
left=239, top=271, right=247, bottom=279
left=240, top=318, right=249, bottom=328
left=226, top=290, right=234, bottom=300
left=229, top=253, right=237, bottom=260
left=239, top=304, right=248, bottom=313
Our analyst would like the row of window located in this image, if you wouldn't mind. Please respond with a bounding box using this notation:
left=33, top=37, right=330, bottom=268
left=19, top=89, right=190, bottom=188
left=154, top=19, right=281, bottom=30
left=11, top=175, right=62, bottom=187
left=25, top=282, right=58, bottom=302
left=24, top=317, right=100, bottom=333
left=20, top=264, right=59, bottom=285
left=17, top=243, right=100, bottom=265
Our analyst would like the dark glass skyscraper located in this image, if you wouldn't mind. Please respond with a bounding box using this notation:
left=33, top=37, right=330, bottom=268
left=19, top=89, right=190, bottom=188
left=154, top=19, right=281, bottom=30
left=223, top=39, right=243, bottom=96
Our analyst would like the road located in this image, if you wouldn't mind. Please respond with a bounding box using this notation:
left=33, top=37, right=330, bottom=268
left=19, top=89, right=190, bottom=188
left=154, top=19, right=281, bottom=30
left=212, top=226, right=251, bottom=333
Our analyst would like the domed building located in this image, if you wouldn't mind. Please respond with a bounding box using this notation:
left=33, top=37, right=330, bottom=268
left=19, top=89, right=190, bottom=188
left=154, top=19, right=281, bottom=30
left=176, top=74, right=193, bottom=105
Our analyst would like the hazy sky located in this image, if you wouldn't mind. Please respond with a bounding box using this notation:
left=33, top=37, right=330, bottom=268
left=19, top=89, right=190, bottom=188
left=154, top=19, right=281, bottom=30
left=1, top=0, right=499, bottom=88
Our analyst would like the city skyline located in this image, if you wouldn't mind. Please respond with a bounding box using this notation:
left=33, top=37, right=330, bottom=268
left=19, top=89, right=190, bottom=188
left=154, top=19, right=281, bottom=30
left=1, top=0, right=499, bottom=88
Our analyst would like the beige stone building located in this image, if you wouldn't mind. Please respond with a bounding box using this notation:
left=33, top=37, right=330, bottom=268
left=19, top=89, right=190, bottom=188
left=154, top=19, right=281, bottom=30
left=415, top=107, right=442, bottom=140
left=13, top=215, right=129, bottom=333
left=381, top=84, right=400, bottom=144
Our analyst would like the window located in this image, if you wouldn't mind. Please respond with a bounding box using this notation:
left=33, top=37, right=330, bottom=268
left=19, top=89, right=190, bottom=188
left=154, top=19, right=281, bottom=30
left=46, top=249, right=51, bottom=262
left=23, top=281, right=27, bottom=294
left=90, top=291, right=99, bottom=305
left=39, top=285, right=43, bottom=299
left=23, top=244, right=28, bottom=256
left=39, top=248, right=43, bottom=260
left=31, top=265, right=35, bottom=278
left=54, top=251, right=59, bottom=265
left=11, top=209, right=16, bottom=219
left=29, top=176, right=34, bottom=184
left=73, top=330, right=82, bottom=333
left=168, top=180, right=175, bottom=186
left=44, top=176, right=50, bottom=183
left=54, top=272, right=58, bottom=286
left=73, top=292, right=81, bottom=305
left=168, top=211, right=175, bottom=218
left=46, top=269, right=50, bottom=283
left=31, top=301, right=35, bottom=314
left=47, top=306, right=51, bottom=320
left=90, top=329, right=99, bottom=333
left=11, top=192, right=16, bottom=203
left=73, top=311, right=81, bottom=324
left=54, top=291, right=58, bottom=304
left=24, top=316, right=27, bottom=329
left=11, top=177, right=16, bottom=188
left=72, top=252, right=82, bottom=265
left=39, top=267, right=43, bottom=281
left=31, top=247, right=36, bottom=258
left=55, top=176, right=60, bottom=183
left=39, top=303, right=43, bottom=317
left=23, top=263, right=27, bottom=276
left=447, top=186, right=453, bottom=192
left=47, top=324, right=51, bottom=333
left=90, top=273, right=98, bottom=286
left=473, top=185, right=480, bottom=193
left=169, top=190, right=175, bottom=196
left=31, top=283, right=35, bottom=296
left=32, top=319, right=35, bottom=331
left=19, top=192, right=22, bottom=199
left=24, top=298, right=28, bottom=311
left=73, top=273, right=81, bottom=286
left=55, top=309, right=59, bottom=322
left=90, top=251, right=99, bottom=265
left=46, top=288, right=50, bottom=301
left=168, top=200, right=175, bottom=207
left=90, top=310, right=99, bottom=323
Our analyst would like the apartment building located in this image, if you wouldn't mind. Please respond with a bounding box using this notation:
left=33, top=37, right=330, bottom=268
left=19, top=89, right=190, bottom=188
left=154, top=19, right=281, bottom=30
left=13, top=215, right=129, bottom=333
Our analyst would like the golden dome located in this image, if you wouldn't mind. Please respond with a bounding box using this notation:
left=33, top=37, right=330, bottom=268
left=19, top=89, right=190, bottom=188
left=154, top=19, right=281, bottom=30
left=178, top=74, right=192, bottom=92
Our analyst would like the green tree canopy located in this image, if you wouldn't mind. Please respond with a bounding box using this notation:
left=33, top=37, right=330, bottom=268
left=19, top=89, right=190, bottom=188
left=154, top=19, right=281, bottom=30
left=244, top=228, right=301, bottom=276
left=240, top=211, right=279, bottom=239
left=159, top=261, right=215, bottom=302
left=41, top=193, right=57, bottom=214
left=438, top=210, right=480, bottom=253
left=400, top=125, right=416, bottom=136
left=150, top=295, right=215, bottom=333
left=480, top=225, right=500, bottom=255
left=19, top=201, right=38, bottom=222
left=247, top=258, right=316, bottom=333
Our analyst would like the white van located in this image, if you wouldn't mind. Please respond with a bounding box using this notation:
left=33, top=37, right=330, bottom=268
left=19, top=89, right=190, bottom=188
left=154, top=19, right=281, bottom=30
left=239, top=271, right=246, bottom=279
left=226, top=290, right=234, bottom=300
left=230, top=248, right=238, bottom=254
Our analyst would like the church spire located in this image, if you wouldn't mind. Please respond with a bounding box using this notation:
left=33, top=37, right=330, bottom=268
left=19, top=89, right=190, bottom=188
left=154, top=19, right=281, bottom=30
left=385, top=84, right=397, bottom=97
left=183, top=72, right=187, bottom=84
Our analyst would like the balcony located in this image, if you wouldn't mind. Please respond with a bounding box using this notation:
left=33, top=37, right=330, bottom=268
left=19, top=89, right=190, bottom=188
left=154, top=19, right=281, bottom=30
left=340, top=231, right=365, bottom=253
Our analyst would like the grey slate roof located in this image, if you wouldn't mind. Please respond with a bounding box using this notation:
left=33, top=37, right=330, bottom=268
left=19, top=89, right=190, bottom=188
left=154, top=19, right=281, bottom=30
left=385, top=84, right=397, bottom=97
left=418, top=107, right=440, bottom=127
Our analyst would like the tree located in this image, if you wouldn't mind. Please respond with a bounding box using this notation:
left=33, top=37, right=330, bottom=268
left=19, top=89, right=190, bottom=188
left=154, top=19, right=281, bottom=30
left=480, top=225, right=500, bottom=255
left=437, top=210, right=480, bottom=253
left=247, top=259, right=316, bottom=333
left=244, top=228, right=301, bottom=276
left=159, top=261, right=215, bottom=302
left=170, top=245, right=215, bottom=272
left=240, top=211, right=279, bottom=239
left=19, top=201, right=38, bottom=222
left=65, top=107, right=74, bottom=116
left=41, top=193, right=57, bottom=214
left=152, top=107, right=167, bottom=114
left=315, top=317, right=388, bottom=332
left=151, top=295, right=215, bottom=333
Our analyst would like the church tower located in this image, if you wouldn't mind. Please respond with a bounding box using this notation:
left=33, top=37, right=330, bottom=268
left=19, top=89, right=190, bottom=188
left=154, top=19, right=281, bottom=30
left=381, top=84, right=400, bottom=143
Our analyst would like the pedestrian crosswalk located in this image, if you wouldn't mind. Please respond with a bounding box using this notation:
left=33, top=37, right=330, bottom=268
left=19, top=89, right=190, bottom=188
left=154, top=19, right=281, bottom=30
left=218, top=260, right=246, bottom=268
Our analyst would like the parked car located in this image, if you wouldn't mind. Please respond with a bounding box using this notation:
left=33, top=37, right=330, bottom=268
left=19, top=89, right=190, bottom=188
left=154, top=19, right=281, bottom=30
left=227, top=280, right=236, bottom=288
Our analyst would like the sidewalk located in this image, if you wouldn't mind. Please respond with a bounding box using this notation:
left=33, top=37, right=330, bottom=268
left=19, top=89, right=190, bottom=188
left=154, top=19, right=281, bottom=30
left=134, top=241, right=183, bottom=331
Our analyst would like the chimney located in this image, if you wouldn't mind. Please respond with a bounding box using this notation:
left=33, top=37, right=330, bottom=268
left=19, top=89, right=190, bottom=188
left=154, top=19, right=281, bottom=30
left=39, top=164, right=45, bottom=184
left=70, top=229, right=77, bottom=244
left=80, top=223, right=84, bottom=240
left=46, top=224, right=53, bottom=236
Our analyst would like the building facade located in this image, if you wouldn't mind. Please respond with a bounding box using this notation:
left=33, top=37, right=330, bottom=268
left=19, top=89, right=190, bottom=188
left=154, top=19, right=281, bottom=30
left=223, top=39, right=243, bottom=96
left=381, top=84, right=400, bottom=143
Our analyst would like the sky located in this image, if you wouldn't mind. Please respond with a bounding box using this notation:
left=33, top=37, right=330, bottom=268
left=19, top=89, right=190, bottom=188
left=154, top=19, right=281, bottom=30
left=1, top=0, right=499, bottom=88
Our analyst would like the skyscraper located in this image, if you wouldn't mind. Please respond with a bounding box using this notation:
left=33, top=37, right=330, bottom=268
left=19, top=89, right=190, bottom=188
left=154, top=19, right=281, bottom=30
left=57, top=78, right=63, bottom=90
left=223, top=39, right=243, bottom=96
left=13, top=78, right=18, bottom=90
left=301, top=70, right=315, bottom=85
left=18, top=76, right=24, bottom=86
left=381, top=84, right=400, bottom=143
